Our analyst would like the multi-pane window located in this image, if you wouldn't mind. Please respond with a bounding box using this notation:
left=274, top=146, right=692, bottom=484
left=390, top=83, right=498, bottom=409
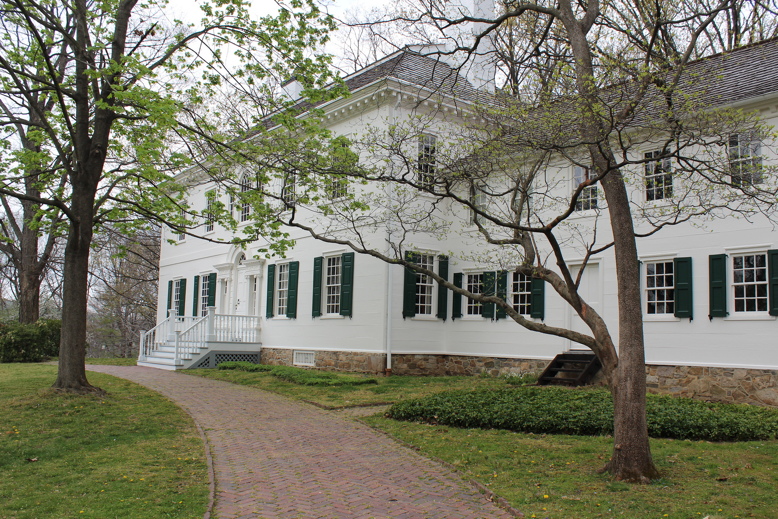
left=415, top=254, right=435, bottom=315
left=470, top=184, right=487, bottom=224
left=200, top=275, right=211, bottom=316
left=328, top=178, right=348, bottom=200
left=325, top=256, right=342, bottom=314
left=205, top=192, right=215, bottom=232
left=466, top=273, right=483, bottom=315
left=172, top=279, right=183, bottom=317
left=281, top=172, right=296, bottom=206
left=276, top=263, right=290, bottom=315
left=510, top=272, right=532, bottom=315
left=573, top=165, right=598, bottom=211
left=645, top=151, right=673, bottom=201
left=729, top=133, right=763, bottom=186
left=177, top=208, right=186, bottom=241
left=417, top=134, right=437, bottom=188
left=239, top=174, right=252, bottom=222
left=732, top=253, right=768, bottom=312
left=646, top=261, right=675, bottom=314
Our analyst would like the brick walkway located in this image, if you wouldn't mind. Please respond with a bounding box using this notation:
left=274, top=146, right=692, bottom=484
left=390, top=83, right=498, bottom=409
left=86, top=365, right=515, bottom=519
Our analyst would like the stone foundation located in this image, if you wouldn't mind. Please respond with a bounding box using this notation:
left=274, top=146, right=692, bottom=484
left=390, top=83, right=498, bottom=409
left=258, top=348, right=778, bottom=407
left=646, top=364, right=778, bottom=407
left=391, top=353, right=548, bottom=377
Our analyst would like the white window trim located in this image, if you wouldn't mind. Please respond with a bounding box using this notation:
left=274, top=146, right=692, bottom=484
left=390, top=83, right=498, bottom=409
left=273, top=261, right=291, bottom=320
left=640, top=257, right=681, bottom=322
left=508, top=271, right=533, bottom=317
left=572, top=165, right=599, bottom=213
left=723, top=249, right=774, bottom=320
left=462, top=270, right=485, bottom=320
left=323, top=253, right=343, bottom=316
left=644, top=151, right=673, bottom=203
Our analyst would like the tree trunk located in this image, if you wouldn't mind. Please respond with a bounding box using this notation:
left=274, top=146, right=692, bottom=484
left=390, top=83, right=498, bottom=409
left=18, top=199, right=41, bottom=324
left=598, top=158, right=660, bottom=482
left=52, top=181, right=100, bottom=393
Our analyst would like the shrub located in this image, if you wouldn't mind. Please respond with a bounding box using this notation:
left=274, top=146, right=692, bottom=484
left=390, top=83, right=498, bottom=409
left=215, top=362, right=379, bottom=387
left=216, top=361, right=272, bottom=372
left=387, top=386, right=778, bottom=442
left=0, top=319, right=61, bottom=363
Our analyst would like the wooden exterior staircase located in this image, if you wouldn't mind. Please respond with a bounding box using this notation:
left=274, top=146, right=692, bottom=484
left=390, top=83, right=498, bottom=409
left=538, top=352, right=601, bottom=386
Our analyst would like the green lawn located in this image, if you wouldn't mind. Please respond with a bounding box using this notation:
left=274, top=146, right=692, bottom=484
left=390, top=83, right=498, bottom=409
left=364, top=416, right=778, bottom=519
left=0, top=363, right=208, bottom=519
left=185, top=367, right=517, bottom=408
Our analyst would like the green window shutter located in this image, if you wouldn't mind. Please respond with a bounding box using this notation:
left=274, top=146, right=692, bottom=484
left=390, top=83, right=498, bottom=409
left=266, top=264, right=275, bottom=318
left=452, top=273, right=463, bottom=319
left=436, top=255, right=449, bottom=320
left=287, top=261, right=299, bottom=318
left=482, top=271, right=496, bottom=319
left=674, top=257, right=693, bottom=319
left=312, top=257, right=323, bottom=317
left=192, top=275, right=200, bottom=316
left=167, top=280, right=173, bottom=311
left=496, top=271, right=507, bottom=320
left=402, top=252, right=418, bottom=318
left=530, top=277, right=545, bottom=320
left=207, top=273, right=217, bottom=308
left=178, top=278, right=187, bottom=318
left=769, top=250, right=778, bottom=316
left=709, top=254, right=728, bottom=318
left=340, top=252, right=354, bottom=317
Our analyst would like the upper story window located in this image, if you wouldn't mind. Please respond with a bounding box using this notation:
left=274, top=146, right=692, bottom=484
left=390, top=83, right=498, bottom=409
left=470, top=184, right=487, bottom=224
left=282, top=172, right=297, bottom=207
left=239, top=174, right=253, bottom=222
left=417, top=134, right=437, bottom=188
left=327, top=177, right=348, bottom=200
left=177, top=208, right=186, bottom=241
left=729, top=133, right=763, bottom=187
left=200, top=274, right=212, bottom=316
left=645, top=151, right=673, bottom=201
left=205, top=191, right=215, bottom=232
left=573, top=165, right=598, bottom=211
left=465, top=272, right=483, bottom=316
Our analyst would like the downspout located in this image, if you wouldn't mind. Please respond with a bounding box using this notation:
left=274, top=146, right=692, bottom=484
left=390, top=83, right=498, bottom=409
left=385, top=252, right=393, bottom=376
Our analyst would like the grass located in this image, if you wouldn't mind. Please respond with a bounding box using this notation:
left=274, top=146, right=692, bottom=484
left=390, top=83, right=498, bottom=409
left=0, top=363, right=208, bottom=519
left=186, top=367, right=519, bottom=408
left=84, top=357, right=137, bottom=366
left=364, top=416, right=778, bottom=519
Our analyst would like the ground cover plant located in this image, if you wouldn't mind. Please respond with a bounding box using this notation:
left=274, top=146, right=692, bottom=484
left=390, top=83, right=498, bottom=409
left=0, top=363, right=208, bottom=519
left=365, top=416, right=778, bottom=519
left=387, top=386, right=778, bottom=442
left=217, top=361, right=380, bottom=387
left=187, top=365, right=530, bottom=408
left=84, top=357, right=138, bottom=366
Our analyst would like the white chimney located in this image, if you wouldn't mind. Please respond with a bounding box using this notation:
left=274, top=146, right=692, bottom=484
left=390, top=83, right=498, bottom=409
left=443, top=0, right=497, bottom=92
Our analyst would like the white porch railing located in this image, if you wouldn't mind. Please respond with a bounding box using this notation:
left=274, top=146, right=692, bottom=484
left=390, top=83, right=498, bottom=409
left=139, top=307, right=260, bottom=366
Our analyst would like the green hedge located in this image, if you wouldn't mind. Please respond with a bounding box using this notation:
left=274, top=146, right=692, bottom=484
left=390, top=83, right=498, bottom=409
left=216, top=361, right=379, bottom=387
left=0, top=320, right=61, bottom=363
left=387, top=386, right=778, bottom=442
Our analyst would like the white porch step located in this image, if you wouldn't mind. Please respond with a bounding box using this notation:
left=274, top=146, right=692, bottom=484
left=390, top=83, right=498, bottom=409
left=137, top=356, right=183, bottom=370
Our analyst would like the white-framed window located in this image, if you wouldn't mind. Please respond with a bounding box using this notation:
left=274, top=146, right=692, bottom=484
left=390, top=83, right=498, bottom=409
left=732, top=252, right=768, bottom=313
left=276, top=263, right=290, bottom=315
left=200, top=275, right=211, bottom=316
left=729, top=132, right=763, bottom=187
left=204, top=191, right=215, bottom=232
left=466, top=273, right=483, bottom=316
left=239, top=174, right=252, bottom=222
left=172, top=278, right=184, bottom=317
left=573, top=165, right=598, bottom=211
left=324, top=255, right=342, bottom=315
left=645, top=260, right=675, bottom=315
left=327, top=177, right=348, bottom=200
left=509, top=272, right=532, bottom=315
left=282, top=172, right=296, bottom=206
left=645, top=151, right=672, bottom=201
left=470, top=184, right=487, bottom=224
left=417, top=134, right=437, bottom=188
left=415, top=253, right=435, bottom=315
left=177, top=208, right=186, bottom=241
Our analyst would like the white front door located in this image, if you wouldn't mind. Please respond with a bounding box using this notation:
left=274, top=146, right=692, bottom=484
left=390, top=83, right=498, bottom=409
left=567, top=262, right=602, bottom=351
